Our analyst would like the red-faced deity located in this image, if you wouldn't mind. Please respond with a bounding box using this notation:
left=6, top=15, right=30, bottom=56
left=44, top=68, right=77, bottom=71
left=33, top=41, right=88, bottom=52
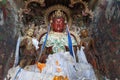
left=51, top=17, right=66, bottom=32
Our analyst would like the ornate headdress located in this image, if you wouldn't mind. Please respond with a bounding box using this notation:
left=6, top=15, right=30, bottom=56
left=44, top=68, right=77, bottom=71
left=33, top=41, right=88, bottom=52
left=25, top=24, right=35, bottom=36
left=44, top=5, right=72, bottom=27
left=54, top=9, right=63, bottom=17
left=50, top=9, right=67, bottom=23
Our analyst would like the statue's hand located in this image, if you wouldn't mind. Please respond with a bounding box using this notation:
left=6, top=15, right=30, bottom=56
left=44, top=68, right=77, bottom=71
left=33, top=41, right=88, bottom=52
left=32, top=38, right=39, bottom=50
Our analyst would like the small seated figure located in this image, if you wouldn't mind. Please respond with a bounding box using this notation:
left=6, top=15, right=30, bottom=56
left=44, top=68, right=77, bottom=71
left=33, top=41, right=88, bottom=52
left=80, top=29, right=98, bottom=69
left=19, top=25, right=39, bottom=68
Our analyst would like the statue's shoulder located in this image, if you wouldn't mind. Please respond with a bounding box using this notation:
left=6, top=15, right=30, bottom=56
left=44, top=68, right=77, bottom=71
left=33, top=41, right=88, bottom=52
left=70, top=31, right=80, bottom=44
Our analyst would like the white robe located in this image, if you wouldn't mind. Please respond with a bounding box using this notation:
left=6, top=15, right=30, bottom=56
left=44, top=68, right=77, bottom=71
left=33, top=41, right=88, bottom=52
left=5, top=47, right=97, bottom=80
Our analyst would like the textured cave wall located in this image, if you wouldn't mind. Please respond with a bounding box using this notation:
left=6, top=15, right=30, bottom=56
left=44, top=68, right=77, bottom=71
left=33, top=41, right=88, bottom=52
left=0, top=1, right=19, bottom=79
left=92, top=0, right=120, bottom=79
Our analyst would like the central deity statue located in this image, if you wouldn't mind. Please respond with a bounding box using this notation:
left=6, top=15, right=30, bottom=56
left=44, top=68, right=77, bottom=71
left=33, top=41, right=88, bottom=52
left=5, top=5, right=97, bottom=80
left=40, top=9, right=77, bottom=54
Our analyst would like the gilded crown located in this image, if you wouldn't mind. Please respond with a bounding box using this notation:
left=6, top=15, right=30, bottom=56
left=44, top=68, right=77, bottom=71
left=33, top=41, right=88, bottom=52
left=44, top=5, right=72, bottom=26
left=24, top=24, right=35, bottom=36
left=50, top=9, right=67, bottom=23
left=54, top=9, right=63, bottom=17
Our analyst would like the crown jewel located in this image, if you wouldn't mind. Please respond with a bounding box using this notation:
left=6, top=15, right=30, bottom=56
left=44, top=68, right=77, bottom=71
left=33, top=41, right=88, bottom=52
left=54, top=9, right=63, bottom=17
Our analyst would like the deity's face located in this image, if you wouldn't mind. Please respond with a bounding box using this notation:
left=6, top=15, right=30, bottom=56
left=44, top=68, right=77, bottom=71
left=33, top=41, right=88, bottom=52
left=27, top=32, right=33, bottom=37
left=26, top=29, right=34, bottom=37
left=51, top=17, right=65, bottom=32
left=81, top=29, right=88, bottom=37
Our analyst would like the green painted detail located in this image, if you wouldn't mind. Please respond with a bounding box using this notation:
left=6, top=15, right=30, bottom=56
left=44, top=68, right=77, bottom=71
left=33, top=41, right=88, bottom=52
left=40, top=33, right=77, bottom=53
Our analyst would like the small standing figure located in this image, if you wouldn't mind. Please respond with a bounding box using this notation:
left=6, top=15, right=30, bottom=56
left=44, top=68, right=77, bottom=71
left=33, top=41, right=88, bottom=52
left=80, top=29, right=98, bottom=70
left=80, top=29, right=109, bottom=78
left=19, top=25, right=39, bottom=68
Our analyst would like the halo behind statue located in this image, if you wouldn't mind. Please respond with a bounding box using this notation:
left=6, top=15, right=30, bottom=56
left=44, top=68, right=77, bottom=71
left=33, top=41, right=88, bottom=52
left=44, top=5, right=72, bottom=27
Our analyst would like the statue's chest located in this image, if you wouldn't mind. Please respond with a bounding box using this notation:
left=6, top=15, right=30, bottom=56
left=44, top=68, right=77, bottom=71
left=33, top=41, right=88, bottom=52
left=40, top=33, right=77, bottom=53
left=82, top=37, right=91, bottom=48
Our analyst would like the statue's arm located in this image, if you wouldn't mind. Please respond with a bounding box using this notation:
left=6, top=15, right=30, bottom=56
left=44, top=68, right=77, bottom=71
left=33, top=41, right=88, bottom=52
left=20, top=37, right=27, bottom=47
